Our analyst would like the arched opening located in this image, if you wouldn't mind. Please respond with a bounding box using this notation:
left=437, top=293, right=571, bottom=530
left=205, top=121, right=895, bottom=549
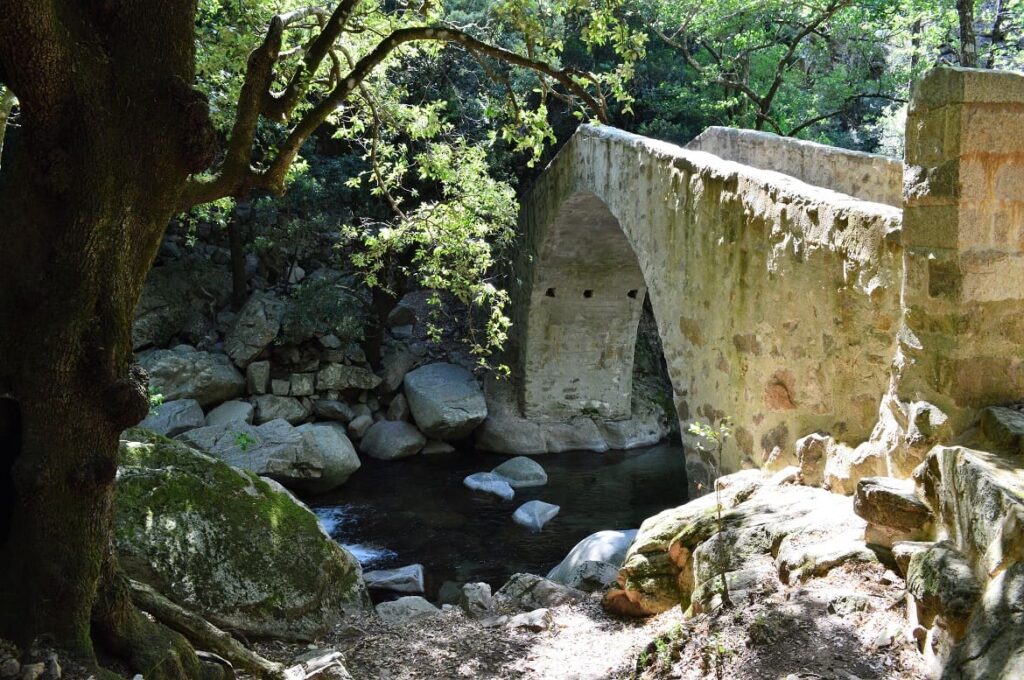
left=519, top=191, right=650, bottom=421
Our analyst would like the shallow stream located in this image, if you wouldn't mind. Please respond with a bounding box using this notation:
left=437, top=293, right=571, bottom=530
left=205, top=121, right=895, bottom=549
left=312, top=442, right=687, bottom=601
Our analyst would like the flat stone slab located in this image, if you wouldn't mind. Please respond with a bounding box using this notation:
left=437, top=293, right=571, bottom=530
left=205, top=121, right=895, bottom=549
left=513, top=500, right=560, bottom=533
left=853, top=476, right=933, bottom=532
left=375, top=596, right=441, bottom=624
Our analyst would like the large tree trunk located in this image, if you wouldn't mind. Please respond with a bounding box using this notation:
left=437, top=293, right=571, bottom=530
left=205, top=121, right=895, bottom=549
left=0, top=2, right=216, bottom=675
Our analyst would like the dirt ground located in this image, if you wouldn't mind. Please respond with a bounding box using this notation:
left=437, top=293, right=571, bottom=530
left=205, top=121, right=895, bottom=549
left=249, top=558, right=927, bottom=680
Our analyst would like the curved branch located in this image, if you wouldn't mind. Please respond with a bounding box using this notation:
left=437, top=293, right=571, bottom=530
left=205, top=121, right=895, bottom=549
left=183, top=24, right=605, bottom=208
left=263, top=0, right=363, bottom=120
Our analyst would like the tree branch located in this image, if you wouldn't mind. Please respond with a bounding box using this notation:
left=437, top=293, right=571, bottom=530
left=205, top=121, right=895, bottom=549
left=182, top=23, right=605, bottom=209
left=263, top=0, right=363, bottom=120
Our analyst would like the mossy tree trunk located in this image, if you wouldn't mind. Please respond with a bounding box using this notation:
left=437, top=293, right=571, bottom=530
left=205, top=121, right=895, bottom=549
left=0, top=2, right=214, bottom=675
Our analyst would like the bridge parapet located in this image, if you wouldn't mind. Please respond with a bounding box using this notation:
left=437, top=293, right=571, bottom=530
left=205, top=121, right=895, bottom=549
left=687, top=126, right=903, bottom=207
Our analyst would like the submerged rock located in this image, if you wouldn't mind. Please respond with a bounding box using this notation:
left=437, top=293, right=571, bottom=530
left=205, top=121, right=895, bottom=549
left=115, top=429, right=369, bottom=641
left=463, top=472, right=514, bottom=500
left=513, top=500, right=560, bottom=533
left=492, top=456, right=548, bottom=488
left=403, top=363, right=487, bottom=439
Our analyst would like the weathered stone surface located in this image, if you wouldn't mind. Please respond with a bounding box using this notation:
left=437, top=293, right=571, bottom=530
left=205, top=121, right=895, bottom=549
left=944, top=562, right=1024, bottom=680
left=915, top=445, right=1024, bottom=576
left=475, top=414, right=548, bottom=455
left=375, top=596, right=441, bottom=624
left=359, top=421, right=425, bottom=460
left=506, top=608, right=553, bottom=632
left=362, top=564, right=424, bottom=594
left=224, top=293, right=286, bottom=368
left=563, top=561, right=621, bottom=593
left=313, top=399, right=356, bottom=424
left=492, top=456, right=548, bottom=489
left=541, top=418, right=609, bottom=453
left=385, top=393, right=410, bottom=422
left=514, top=124, right=902, bottom=472
left=979, top=405, right=1024, bottom=455
left=317, top=363, right=381, bottom=392
left=176, top=419, right=325, bottom=489
left=513, top=500, right=560, bottom=533
left=459, top=582, right=494, bottom=618
left=463, top=472, right=514, bottom=500
left=347, top=414, right=373, bottom=440
left=378, top=343, right=420, bottom=394
left=139, top=347, right=246, bottom=408
left=204, top=400, right=254, bottom=428
left=854, top=476, right=933, bottom=534
left=497, top=573, right=586, bottom=610
left=907, top=540, right=981, bottom=639
left=796, top=433, right=830, bottom=487
left=823, top=441, right=886, bottom=495
left=892, top=541, right=932, bottom=578
left=115, top=430, right=368, bottom=641
left=403, top=363, right=487, bottom=440
left=290, top=373, right=315, bottom=397
left=138, top=399, right=204, bottom=437
left=295, top=423, right=361, bottom=493
left=252, top=395, right=310, bottom=425
left=604, top=473, right=866, bottom=617
left=547, top=529, right=637, bottom=585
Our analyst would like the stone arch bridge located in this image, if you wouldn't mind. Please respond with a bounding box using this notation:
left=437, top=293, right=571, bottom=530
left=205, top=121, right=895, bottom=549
left=509, top=67, right=1024, bottom=474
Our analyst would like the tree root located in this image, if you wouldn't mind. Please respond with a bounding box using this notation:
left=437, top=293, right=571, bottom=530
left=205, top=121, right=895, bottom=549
left=129, top=580, right=286, bottom=678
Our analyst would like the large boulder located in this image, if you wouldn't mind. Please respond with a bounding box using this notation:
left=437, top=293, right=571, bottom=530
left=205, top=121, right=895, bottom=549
left=944, top=562, right=1024, bottom=680
left=223, top=293, right=287, bottom=368
left=139, top=346, right=246, bottom=407
left=359, top=421, right=425, bottom=460
left=138, top=399, right=205, bottom=437
left=403, top=363, right=487, bottom=440
left=115, top=430, right=369, bottom=641
left=906, top=541, right=981, bottom=640
left=853, top=476, right=933, bottom=546
left=475, top=414, right=547, bottom=455
left=547, top=529, right=637, bottom=585
left=176, top=419, right=324, bottom=490
left=294, top=423, right=361, bottom=493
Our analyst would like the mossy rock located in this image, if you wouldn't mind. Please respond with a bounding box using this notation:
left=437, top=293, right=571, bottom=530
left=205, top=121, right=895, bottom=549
left=115, top=428, right=369, bottom=641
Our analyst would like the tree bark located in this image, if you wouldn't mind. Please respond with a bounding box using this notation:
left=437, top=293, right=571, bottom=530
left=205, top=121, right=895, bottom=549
left=957, top=0, right=978, bottom=67
left=0, top=2, right=215, bottom=674
left=0, top=87, right=14, bottom=167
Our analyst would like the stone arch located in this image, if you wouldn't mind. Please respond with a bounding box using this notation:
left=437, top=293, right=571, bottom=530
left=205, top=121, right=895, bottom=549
left=518, top=190, right=648, bottom=421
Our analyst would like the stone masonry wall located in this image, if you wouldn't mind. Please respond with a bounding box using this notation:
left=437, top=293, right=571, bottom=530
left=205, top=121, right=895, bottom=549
left=515, top=125, right=903, bottom=471
left=686, top=126, right=904, bottom=207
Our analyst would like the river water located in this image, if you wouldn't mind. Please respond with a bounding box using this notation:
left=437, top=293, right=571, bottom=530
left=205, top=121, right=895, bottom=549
left=312, top=442, right=687, bottom=600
